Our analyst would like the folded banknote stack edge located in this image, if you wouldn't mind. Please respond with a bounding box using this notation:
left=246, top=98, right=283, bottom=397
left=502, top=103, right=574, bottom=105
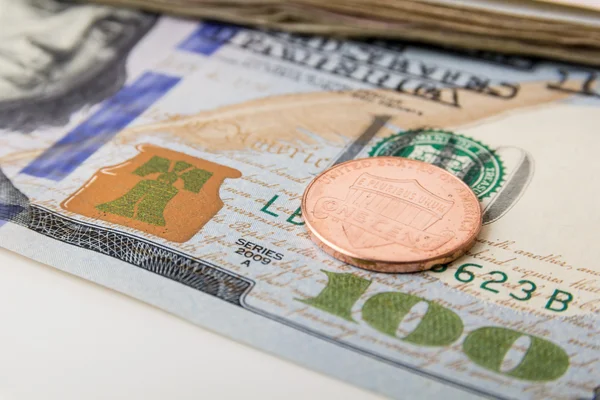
left=84, top=0, right=600, bottom=66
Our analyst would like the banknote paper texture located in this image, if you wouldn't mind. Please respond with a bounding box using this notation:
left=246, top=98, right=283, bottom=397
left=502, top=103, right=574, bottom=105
left=1, top=2, right=599, bottom=399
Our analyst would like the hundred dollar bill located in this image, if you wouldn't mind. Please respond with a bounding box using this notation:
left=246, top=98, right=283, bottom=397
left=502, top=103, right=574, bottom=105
left=1, top=2, right=599, bottom=399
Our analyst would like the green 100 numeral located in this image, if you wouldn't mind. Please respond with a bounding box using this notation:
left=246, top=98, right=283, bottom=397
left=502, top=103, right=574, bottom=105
left=298, top=271, right=569, bottom=382
left=431, top=263, right=573, bottom=311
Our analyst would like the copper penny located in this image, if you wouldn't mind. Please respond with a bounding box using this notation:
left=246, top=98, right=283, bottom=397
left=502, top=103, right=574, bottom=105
left=301, top=157, right=482, bottom=273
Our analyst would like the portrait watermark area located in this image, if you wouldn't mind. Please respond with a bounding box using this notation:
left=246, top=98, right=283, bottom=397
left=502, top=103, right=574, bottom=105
left=0, top=0, right=156, bottom=132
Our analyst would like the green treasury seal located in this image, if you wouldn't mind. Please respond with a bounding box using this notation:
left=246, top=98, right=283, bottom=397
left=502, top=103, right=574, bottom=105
left=369, top=129, right=503, bottom=199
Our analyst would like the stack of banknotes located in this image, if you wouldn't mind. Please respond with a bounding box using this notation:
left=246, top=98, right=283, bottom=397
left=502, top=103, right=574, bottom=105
left=83, top=0, right=600, bottom=66
left=0, top=1, right=599, bottom=399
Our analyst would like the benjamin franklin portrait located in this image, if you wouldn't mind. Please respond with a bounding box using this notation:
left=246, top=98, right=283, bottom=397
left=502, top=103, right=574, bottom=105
left=0, top=0, right=156, bottom=132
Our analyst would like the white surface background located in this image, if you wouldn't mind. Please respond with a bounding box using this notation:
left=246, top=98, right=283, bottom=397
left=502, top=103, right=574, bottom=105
left=0, top=247, right=382, bottom=400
